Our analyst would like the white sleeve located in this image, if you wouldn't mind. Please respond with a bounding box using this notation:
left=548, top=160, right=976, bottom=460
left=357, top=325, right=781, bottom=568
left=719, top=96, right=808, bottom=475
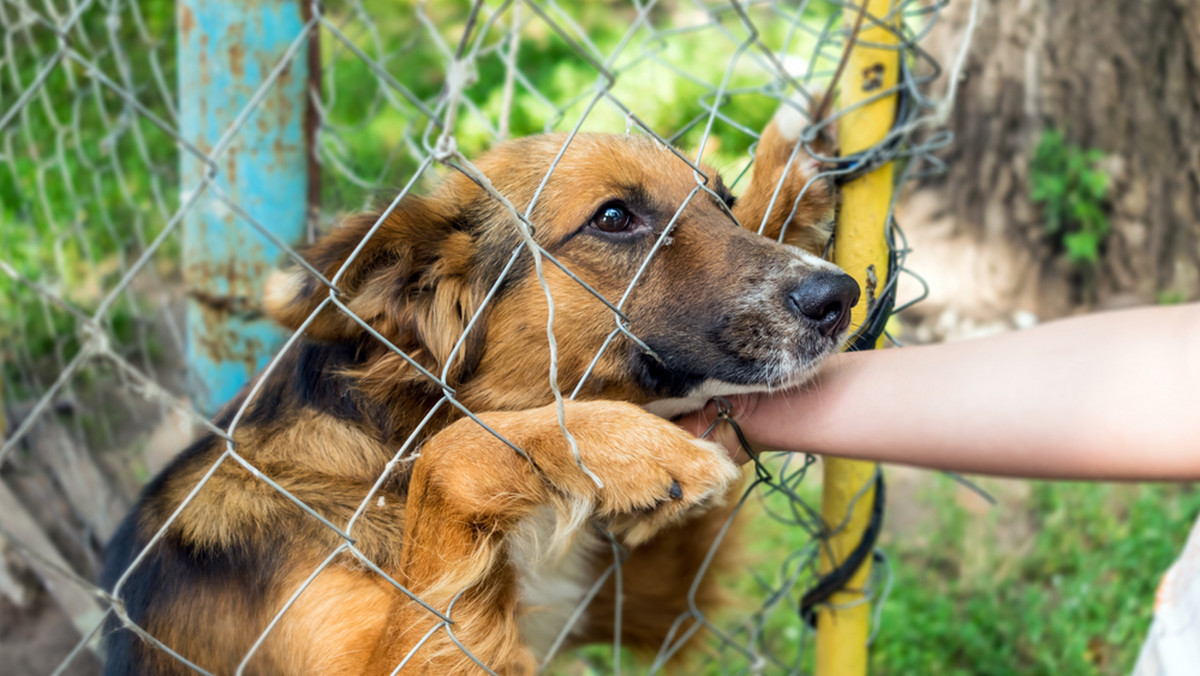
left=1133, top=517, right=1200, bottom=676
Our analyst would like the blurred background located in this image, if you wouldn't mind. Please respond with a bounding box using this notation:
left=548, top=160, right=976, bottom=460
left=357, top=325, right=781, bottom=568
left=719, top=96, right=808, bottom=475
left=2, top=1, right=1199, bottom=674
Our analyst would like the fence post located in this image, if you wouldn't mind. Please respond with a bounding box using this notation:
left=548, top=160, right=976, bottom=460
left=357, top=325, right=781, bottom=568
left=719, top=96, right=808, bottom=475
left=179, top=0, right=315, bottom=416
left=816, top=1, right=900, bottom=674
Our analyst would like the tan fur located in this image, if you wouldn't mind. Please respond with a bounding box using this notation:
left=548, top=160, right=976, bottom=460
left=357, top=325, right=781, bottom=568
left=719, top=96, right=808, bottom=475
left=103, top=110, right=846, bottom=675
left=738, top=112, right=839, bottom=249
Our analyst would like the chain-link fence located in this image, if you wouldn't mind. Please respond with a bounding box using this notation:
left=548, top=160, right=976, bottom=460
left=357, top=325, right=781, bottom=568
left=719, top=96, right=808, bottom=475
left=1, top=1, right=966, bottom=673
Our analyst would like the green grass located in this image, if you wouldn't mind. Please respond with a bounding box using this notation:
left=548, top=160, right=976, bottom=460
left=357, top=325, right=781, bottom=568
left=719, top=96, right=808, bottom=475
left=873, top=476, right=1200, bottom=675
left=551, top=470, right=1200, bottom=675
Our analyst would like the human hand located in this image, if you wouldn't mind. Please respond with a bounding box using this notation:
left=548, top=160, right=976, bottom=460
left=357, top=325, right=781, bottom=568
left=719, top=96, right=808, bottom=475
left=674, top=394, right=769, bottom=466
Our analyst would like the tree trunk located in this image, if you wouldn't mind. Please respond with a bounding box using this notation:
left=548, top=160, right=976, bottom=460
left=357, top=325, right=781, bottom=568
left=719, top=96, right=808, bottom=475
left=903, top=0, right=1200, bottom=329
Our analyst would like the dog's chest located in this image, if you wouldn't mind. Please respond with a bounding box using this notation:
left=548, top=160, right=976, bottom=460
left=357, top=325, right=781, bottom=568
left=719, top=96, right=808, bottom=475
left=509, top=507, right=601, bottom=658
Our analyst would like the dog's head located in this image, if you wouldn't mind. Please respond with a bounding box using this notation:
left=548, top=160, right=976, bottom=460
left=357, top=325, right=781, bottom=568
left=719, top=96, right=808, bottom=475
left=266, top=128, right=857, bottom=416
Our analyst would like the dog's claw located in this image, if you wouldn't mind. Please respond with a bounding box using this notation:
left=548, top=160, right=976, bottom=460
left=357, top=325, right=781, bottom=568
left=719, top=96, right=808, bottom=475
left=668, top=480, right=683, bottom=500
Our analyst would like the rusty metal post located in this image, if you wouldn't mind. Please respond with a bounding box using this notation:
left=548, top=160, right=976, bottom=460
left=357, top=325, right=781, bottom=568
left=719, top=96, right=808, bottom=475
left=179, top=0, right=315, bottom=416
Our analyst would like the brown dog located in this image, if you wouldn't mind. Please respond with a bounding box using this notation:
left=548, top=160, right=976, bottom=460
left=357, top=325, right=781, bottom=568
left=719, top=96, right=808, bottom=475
left=101, top=107, right=858, bottom=675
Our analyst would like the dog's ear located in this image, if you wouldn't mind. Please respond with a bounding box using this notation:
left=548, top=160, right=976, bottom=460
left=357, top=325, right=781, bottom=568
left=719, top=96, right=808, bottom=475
left=265, top=196, right=488, bottom=382
left=733, top=102, right=838, bottom=252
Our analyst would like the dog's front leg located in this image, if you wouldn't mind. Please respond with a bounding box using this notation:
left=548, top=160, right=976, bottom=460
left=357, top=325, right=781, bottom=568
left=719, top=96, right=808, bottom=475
left=369, top=400, right=739, bottom=675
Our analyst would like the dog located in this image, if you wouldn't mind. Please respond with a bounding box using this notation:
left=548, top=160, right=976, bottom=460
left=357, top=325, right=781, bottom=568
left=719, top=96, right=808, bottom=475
left=101, top=105, right=859, bottom=675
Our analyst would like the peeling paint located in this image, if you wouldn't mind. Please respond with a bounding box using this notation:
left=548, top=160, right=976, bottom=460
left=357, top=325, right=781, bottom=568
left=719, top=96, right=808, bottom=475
left=180, top=4, right=195, bottom=38
left=228, top=43, right=245, bottom=80
left=179, top=0, right=312, bottom=416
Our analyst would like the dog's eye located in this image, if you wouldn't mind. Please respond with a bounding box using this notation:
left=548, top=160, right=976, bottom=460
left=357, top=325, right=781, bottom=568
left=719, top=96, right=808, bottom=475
left=591, top=204, right=632, bottom=233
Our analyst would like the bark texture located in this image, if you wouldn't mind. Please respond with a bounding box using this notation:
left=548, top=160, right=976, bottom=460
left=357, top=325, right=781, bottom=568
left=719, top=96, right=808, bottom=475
left=908, top=0, right=1200, bottom=322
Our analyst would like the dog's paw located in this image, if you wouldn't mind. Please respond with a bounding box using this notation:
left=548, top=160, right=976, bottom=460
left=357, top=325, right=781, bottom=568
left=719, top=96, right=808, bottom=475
left=417, top=401, right=739, bottom=547
left=543, top=401, right=741, bottom=546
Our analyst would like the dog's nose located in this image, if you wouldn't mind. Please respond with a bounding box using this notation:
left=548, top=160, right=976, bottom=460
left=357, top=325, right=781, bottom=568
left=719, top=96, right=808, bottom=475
left=786, top=272, right=861, bottom=337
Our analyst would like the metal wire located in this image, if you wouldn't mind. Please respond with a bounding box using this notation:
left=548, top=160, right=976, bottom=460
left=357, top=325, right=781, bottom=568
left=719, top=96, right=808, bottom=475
left=0, top=1, right=968, bottom=673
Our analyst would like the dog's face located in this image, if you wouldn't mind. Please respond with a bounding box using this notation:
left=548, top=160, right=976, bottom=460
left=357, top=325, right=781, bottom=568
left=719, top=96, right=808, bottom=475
left=267, top=132, right=857, bottom=416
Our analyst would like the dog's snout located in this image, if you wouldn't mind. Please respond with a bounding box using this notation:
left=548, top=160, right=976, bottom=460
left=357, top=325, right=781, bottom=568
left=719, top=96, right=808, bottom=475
left=785, top=272, right=860, bottom=337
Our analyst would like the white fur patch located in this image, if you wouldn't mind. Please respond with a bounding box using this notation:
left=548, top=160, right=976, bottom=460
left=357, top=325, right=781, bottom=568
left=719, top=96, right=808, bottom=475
left=687, top=437, right=742, bottom=500
left=642, top=379, right=774, bottom=419
left=263, top=268, right=305, bottom=315
left=773, top=103, right=808, bottom=143
left=510, top=506, right=599, bottom=659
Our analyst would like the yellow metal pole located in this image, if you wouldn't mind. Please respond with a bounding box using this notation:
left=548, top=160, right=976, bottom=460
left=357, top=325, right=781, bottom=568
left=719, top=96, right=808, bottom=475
left=816, top=2, right=899, bottom=675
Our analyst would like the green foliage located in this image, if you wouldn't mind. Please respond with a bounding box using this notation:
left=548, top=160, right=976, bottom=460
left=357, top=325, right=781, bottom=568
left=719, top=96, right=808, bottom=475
left=316, top=0, right=839, bottom=209
left=1157, top=289, right=1188, bottom=305
left=1030, top=130, right=1110, bottom=265
left=5, top=0, right=839, bottom=381
left=872, top=477, right=1200, bottom=675
left=569, top=474, right=1200, bottom=675
left=1, top=0, right=177, bottom=387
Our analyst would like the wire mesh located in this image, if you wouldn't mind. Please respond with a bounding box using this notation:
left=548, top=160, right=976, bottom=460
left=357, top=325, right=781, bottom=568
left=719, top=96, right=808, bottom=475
left=0, top=1, right=964, bottom=673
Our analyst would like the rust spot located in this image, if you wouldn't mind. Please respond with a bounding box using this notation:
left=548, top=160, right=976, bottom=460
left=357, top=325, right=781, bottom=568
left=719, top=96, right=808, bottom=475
left=188, top=290, right=264, bottom=321
left=277, top=62, right=292, bottom=87
left=229, top=43, right=245, bottom=80
left=190, top=295, right=262, bottom=368
left=199, top=35, right=212, bottom=88
left=188, top=252, right=271, bottom=306
left=180, top=4, right=195, bottom=37
left=303, top=20, right=322, bottom=231
left=226, top=154, right=237, bottom=187
left=242, top=337, right=265, bottom=379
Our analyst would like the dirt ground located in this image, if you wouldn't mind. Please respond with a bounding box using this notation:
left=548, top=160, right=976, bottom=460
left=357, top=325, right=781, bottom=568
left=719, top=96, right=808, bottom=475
left=0, top=588, right=99, bottom=676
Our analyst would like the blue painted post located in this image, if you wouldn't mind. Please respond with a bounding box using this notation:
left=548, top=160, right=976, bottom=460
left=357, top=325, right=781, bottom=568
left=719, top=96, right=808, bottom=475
left=179, top=0, right=314, bottom=417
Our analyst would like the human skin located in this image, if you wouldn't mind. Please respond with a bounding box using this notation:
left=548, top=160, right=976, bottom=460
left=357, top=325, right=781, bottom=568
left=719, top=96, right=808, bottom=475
left=677, top=303, right=1200, bottom=482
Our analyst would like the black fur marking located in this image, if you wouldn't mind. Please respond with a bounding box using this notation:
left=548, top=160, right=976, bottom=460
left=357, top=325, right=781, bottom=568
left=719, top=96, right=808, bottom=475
left=99, top=513, right=146, bottom=676
left=615, top=183, right=666, bottom=227
left=241, top=340, right=392, bottom=441
left=100, top=438, right=286, bottom=675
left=464, top=194, right=530, bottom=301
left=299, top=271, right=322, bottom=301
left=100, top=533, right=286, bottom=674
left=711, top=174, right=737, bottom=208
left=634, top=318, right=772, bottom=397
left=632, top=348, right=707, bottom=398
left=475, top=239, right=530, bottom=302
left=294, top=341, right=373, bottom=422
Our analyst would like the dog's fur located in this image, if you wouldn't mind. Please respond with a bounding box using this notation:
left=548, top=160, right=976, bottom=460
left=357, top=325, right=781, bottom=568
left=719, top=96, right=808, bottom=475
left=101, top=109, right=853, bottom=675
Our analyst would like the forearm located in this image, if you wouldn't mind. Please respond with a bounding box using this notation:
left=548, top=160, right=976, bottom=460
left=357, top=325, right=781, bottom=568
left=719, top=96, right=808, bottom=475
left=736, top=303, right=1200, bottom=480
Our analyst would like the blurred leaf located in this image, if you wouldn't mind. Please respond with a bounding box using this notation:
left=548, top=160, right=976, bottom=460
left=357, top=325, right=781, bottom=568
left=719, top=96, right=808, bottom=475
left=1064, top=231, right=1100, bottom=262
left=1029, top=129, right=1110, bottom=270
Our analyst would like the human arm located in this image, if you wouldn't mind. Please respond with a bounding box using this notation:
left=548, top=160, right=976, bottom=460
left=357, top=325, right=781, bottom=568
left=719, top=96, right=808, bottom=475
left=678, top=303, right=1200, bottom=481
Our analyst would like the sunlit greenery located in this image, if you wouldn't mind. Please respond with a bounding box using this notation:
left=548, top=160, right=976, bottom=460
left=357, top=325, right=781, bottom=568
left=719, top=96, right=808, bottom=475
left=873, top=477, right=1199, bottom=675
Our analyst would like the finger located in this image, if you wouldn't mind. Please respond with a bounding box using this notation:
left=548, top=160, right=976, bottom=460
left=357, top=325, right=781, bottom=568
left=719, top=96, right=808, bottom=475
left=675, top=406, right=750, bottom=464
left=673, top=407, right=717, bottom=438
